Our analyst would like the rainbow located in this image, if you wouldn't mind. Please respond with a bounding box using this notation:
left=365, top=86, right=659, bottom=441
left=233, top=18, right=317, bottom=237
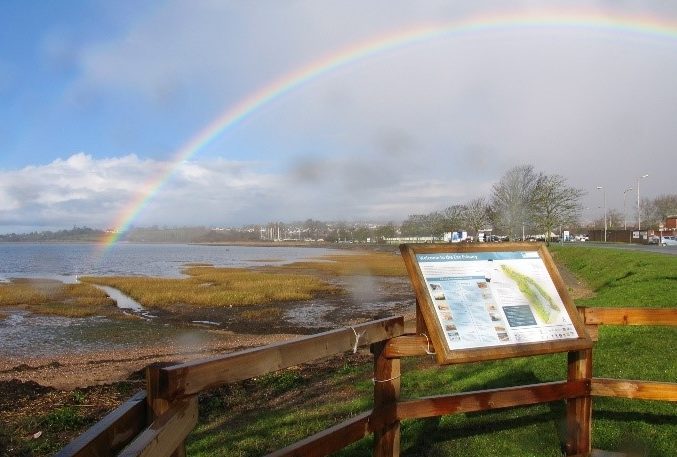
left=100, top=9, right=677, bottom=249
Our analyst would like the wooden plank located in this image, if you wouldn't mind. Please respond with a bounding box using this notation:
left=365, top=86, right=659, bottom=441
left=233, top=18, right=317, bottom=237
left=265, top=411, right=372, bottom=457
left=403, top=317, right=417, bottom=334
left=55, top=390, right=147, bottom=457
left=384, top=334, right=592, bottom=361
left=585, top=324, right=599, bottom=342
left=384, top=335, right=430, bottom=358
left=146, top=363, right=186, bottom=457
left=566, top=349, right=592, bottom=456
left=591, top=378, right=677, bottom=401
left=117, top=397, right=198, bottom=457
left=159, top=316, right=404, bottom=400
left=396, top=380, right=588, bottom=420
left=372, top=341, right=401, bottom=457
left=582, top=307, right=677, bottom=326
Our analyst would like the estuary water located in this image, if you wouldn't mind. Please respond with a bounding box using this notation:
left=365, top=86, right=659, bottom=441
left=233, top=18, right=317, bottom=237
left=0, top=242, right=340, bottom=281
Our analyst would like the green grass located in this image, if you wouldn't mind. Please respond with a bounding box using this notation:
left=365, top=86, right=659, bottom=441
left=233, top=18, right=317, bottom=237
left=186, top=246, right=676, bottom=456
left=549, top=245, right=677, bottom=307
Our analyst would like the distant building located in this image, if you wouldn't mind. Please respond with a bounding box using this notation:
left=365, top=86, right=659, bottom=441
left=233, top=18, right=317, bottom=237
left=665, top=215, right=677, bottom=230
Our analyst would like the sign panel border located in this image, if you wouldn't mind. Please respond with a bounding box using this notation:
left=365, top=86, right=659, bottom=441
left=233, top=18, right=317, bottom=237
left=400, top=243, right=592, bottom=365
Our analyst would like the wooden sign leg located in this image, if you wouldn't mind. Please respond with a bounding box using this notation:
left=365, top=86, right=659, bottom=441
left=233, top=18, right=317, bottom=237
left=566, top=349, right=592, bottom=456
left=372, top=341, right=401, bottom=457
left=147, top=363, right=187, bottom=457
left=415, top=298, right=427, bottom=334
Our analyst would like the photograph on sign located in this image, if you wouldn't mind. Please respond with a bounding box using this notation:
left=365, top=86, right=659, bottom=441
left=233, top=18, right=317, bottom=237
left=417, top=250, right=578, bottom=351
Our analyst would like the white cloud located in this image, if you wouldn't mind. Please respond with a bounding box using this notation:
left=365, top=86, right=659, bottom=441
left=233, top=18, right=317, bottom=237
left=0, top=153, right=277, bottom=230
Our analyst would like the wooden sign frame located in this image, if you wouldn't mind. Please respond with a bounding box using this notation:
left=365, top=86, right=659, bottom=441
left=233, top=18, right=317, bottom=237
left=400, top=243, right=592, bottom=365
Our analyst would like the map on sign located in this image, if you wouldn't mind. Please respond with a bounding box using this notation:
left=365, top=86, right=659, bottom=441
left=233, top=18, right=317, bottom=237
left=416, top=251, right=578, bottom=350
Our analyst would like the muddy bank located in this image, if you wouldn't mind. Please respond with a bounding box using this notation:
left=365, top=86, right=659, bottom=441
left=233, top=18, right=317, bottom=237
left=0, top=332, right=299, bottom=390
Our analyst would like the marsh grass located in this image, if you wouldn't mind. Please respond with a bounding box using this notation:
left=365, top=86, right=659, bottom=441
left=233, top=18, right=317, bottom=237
left=0, top=279, right=116, bottom=317
left=81, top=266, right=339, bottom=309
left=272, top=250, right=407, bottom=277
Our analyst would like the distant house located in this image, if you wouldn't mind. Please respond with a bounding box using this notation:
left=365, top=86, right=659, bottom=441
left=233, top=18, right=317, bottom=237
left=665, top=215, right=677, bottom=230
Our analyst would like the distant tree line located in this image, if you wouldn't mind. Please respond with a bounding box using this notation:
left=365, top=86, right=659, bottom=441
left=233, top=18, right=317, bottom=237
left=0, top=226, right=106, bottom=242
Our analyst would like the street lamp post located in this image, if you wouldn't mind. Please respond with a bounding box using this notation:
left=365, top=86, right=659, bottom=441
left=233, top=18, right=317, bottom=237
left=623, top=187, right=633, bottom=230
left=637, top=174, right=648, bottom=230
left=596, top=186, right=607, bottom=242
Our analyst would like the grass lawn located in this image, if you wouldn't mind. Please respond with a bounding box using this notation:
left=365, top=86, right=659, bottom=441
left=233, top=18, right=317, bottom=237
left=186, top=245, right=676, bottom=456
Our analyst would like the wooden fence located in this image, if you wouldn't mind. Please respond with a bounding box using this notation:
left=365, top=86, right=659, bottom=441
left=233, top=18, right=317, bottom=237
left=56, top=307, right=677, bottom=457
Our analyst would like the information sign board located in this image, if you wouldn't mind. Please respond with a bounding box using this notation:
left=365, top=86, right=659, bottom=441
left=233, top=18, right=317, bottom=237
left=400, top=243, right=591, bottom=364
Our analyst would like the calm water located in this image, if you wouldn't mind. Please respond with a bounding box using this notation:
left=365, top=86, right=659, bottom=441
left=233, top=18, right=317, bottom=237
left=0, top=243, right=347, bottom=356
left=0, top=242, right=340, bottom=280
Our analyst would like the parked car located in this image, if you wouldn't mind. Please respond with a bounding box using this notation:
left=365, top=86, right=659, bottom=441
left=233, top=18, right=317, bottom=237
left=661, top=236, right=677, bottom=246
left=648, top=235, right=660, bottom=245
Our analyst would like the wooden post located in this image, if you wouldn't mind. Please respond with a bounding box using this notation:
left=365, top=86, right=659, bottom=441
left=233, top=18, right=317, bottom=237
left=146, top=363, right=186, bottom=457
left=566, top=349, right=592, bottom=456
left=372, top=341, right=401, bottom=457
left=415, top=298, right=427, bottom=335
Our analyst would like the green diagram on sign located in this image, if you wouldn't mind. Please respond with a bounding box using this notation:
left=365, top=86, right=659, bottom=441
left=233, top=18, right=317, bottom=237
left=501, top=265, right=559, bottom=323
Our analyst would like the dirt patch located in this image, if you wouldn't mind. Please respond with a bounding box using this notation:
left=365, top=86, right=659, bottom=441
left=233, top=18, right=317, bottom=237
left=554, top=261, right=596, bottom=301
left=0, top=378, right=142, bottom=456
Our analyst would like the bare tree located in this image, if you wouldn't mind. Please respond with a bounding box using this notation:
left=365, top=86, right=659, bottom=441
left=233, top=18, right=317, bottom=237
left=491, top=165, right=542, bottom=240
left=592, top=209, right=624, bottom=231
left=641, top=194, right=677, bottom=228
left=462, top=197, right=491, bottom=238
left=531, top=174, right=584, bottom=244
left=401, top=214, right=435, bottom=237
left=441, top=204, right=466, bottom=230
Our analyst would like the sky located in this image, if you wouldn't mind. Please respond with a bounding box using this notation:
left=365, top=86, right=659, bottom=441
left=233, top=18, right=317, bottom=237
left=1, top=0, right=676, bottom=233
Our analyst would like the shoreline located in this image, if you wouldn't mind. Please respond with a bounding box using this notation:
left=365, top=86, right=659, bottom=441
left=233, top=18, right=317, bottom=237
left=0, top=331, right=300, bottom=390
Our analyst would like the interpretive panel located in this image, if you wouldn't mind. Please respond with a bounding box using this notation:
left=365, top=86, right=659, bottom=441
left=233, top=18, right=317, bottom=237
left=400, top=243, right=591, bottom=364
left=418, top=250, right=577, bottom=350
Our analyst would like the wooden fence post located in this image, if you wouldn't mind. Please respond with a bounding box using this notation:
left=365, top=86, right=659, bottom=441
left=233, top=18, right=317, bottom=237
left=566, top=349, right=592, bottom=456
left=372, top=341, right=401, bottom=457
left=147, top=362, right=187, bottom=457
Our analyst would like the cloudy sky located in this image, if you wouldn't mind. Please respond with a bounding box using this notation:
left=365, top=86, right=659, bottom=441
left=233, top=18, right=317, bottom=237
left=1, top=0, right=676, bottom=233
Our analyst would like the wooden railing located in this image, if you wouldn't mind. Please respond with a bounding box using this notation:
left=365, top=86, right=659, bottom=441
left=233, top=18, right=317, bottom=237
left=57, top=308, right=676, bottom=457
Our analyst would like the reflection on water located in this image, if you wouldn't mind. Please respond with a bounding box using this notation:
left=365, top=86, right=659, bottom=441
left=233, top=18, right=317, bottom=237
left=0, top=310, right=217, bottom=357
left=0, top=243, right=342, bottom=279
left=94, top=285, right=145, bottom=312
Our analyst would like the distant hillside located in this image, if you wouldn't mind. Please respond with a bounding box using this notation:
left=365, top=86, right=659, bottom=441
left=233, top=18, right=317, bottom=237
left=0, top=227, right=107, bottom=242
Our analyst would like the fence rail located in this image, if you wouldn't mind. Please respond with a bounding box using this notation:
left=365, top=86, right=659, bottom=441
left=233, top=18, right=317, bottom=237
left=58, top=307, right=676, bottom=457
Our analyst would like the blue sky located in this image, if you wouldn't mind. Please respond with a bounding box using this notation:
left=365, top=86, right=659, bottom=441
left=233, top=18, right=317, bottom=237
left=1, top=1, right=676, bottom=233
